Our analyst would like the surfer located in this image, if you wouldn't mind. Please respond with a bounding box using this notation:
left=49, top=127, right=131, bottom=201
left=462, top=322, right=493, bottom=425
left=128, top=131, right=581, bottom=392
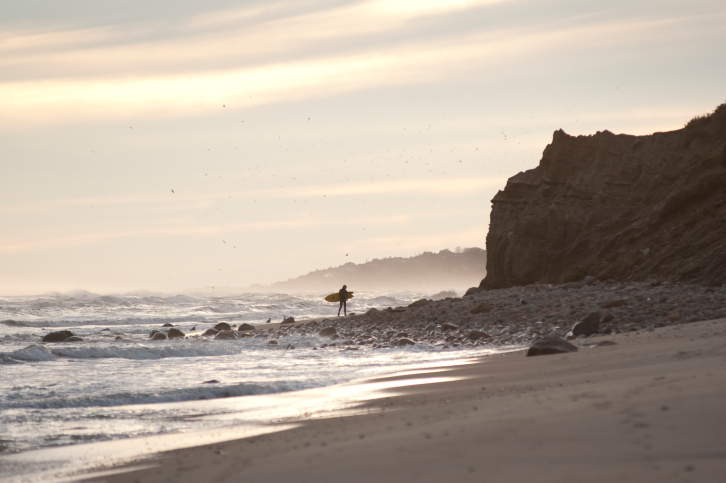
left=338, top=285, right=348, bottom=316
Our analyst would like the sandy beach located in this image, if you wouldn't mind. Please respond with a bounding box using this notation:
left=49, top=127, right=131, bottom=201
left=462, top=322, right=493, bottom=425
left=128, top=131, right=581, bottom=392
left=82, top=317, right=726, bottom=483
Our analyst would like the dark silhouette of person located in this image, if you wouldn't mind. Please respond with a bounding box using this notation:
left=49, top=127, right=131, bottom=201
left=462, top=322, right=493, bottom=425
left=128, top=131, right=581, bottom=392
left=338, top=285, right=348, bottom=316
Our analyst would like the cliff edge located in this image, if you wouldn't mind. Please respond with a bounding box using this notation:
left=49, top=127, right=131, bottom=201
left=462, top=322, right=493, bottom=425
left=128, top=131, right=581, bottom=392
left=480, top=102, right=726, bottom=289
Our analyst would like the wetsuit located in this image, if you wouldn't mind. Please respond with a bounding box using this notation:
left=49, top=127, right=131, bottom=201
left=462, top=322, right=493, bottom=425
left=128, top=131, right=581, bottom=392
left=338, top=287, right=348, bottom=316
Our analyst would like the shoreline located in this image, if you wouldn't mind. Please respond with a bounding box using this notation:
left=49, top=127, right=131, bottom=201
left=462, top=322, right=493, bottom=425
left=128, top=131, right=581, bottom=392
left=0, top=345, right=511, bottom=483
left=75, top=317, right=726, bottom=482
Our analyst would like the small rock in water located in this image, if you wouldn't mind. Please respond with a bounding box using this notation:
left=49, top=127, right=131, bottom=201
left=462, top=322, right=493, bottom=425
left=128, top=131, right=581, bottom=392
left=162, top=323, right=174, bottom=327
left=42, top=330, right=73, bottom=343
left=238, top=323, right=255, bottom=331
left=527, top=336, right=578, bottom=357
left=214, top=322, right=232, bottom=331
left=148, top=330, right=160, bottom=339
left=285, top=343, right=295, bottom=350
left=268, top=340, right=279, bottom=345
left=215, top=330, right=239, bottom=340
left=151, top=332, right=168, bottom=340
left=190, top=327, right=196, bottom=331
left=167, top=328, right=185, bottom=339
left=202, top=380, right=220, bottom=384
left=202, top=328, right=219, bottom=337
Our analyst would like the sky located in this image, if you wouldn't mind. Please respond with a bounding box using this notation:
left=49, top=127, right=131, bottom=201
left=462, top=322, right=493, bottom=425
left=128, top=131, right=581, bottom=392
left=1, top=0, right=725, bottom=295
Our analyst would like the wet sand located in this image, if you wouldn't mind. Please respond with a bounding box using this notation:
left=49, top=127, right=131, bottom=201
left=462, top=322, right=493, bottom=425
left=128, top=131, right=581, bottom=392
left=83, top=317, right=726, bottom=483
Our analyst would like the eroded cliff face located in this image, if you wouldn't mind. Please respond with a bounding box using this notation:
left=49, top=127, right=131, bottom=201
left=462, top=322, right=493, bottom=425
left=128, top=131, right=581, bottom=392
left=481, top=103, right=726, bottom=289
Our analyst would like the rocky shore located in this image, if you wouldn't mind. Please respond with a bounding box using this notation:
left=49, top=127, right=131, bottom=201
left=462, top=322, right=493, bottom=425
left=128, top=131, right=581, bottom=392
left=39, top=282, right=724, bottom=354
left=253, top=281, right=726, bottom=349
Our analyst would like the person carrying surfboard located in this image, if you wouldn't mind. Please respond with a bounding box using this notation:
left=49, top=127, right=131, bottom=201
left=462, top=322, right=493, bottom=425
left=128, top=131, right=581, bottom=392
left=338, top=285, right=348, bottom=316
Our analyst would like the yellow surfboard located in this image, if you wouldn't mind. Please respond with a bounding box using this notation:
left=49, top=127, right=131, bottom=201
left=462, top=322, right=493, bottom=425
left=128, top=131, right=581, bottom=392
left=325, top=292, right=354, bottom=303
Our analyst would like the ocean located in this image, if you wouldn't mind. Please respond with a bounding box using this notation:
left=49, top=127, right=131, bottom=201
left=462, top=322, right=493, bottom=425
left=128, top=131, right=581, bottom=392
left=0, top=290, right=509, bottom=468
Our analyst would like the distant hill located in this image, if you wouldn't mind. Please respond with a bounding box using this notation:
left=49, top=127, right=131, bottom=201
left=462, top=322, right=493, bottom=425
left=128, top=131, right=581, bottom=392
left=267, top=248, right=486, bottom=292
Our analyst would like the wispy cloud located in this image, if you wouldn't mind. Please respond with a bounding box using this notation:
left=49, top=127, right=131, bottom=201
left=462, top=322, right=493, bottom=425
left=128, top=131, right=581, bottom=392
left=0, top=208, right=483, bottom=254
left=0, top=176, right=505, bottom=213
left=0, top=0, right=697, bottom=125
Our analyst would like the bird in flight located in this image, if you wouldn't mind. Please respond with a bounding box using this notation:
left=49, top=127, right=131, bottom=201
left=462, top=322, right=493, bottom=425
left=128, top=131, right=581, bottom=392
left=171, top=189, right=174, bottom=193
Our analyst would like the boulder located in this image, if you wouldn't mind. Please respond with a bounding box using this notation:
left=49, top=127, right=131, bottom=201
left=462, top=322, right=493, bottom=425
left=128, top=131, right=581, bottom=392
left=567, top=312, right=601, bottom=339
left=319, top=327, right=338, bottom=338
left=526, top=336, right=578, bottom=357
left=408, top=299, right=430, bottom=309
left=214, top=330, right=239, bottom=340
left=398, top=337, right=416, bottom=346
left=151, top=332, right=168, bottom=340
left=432, top=290, right=457, bottom=300
left=464, top=286, right=483, bottom=297
left=467, top=330, right=490, bottom=341
left=202, top=328, right=219, bottom=337
left=42, top=330, right=73, bottom=342
left=281, top=317, right=295, bottom=324
left=214, top=322, right=232, bottom=331
left=470, top=302, right=493, bottom=314
left=167, top=328, right=185, bottom=339
left=238, top=323, right=255, bottom=331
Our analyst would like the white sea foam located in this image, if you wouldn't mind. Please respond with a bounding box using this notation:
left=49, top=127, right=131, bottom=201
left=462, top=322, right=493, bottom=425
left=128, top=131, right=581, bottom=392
left=7, top=345, right=57, bottom=362
left=0, top=381, right=298, bottom=410
left=47, top=341, right=245, bottom=360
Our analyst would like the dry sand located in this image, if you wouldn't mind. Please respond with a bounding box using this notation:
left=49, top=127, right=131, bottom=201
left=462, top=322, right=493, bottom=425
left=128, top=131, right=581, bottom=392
left=85, top=318, right=726, bottom=483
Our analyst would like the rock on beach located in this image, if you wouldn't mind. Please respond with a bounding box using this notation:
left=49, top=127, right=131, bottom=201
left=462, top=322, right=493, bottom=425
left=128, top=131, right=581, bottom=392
left=527, top=336, right=578, bottom=357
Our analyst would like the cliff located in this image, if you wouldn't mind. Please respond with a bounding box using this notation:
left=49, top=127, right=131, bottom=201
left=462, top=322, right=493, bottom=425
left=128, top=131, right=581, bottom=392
left=269, top=248, right=486, bottom=292
left=481, top=102, right=726, bottom=289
